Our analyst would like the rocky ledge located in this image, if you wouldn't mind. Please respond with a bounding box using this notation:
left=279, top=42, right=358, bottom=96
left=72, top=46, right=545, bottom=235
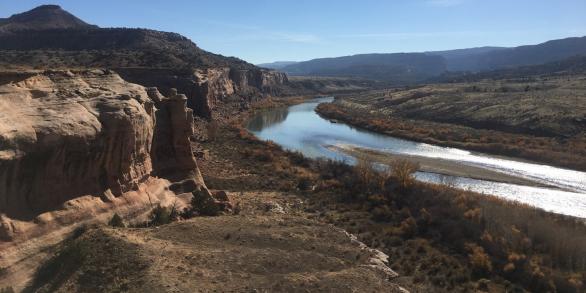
left=0, top=69, right=206, bottom=243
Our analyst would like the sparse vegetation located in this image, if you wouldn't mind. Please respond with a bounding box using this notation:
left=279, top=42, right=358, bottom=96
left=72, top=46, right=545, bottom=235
left=24, top=229, right=149, bottom=292
left=391, top=159, right=419, bottom=190
left=108, top=213, right=125, bottom=228
left=312, top=158, right=586, bottom=292
left=0, top=287, right=14, bottom=293
left=149, top=204, right=172, bottom=226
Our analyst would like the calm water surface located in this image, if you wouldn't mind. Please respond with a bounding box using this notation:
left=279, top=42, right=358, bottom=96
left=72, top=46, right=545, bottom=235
left=246, top=98, right=586, bottom=218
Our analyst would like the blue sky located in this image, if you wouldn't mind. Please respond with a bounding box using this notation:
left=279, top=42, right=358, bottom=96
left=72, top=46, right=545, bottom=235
left=2, top=0, right=586, bottom=64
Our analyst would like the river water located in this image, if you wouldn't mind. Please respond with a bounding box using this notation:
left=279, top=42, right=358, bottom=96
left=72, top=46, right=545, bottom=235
left=246, top=98, right=586, bottom=218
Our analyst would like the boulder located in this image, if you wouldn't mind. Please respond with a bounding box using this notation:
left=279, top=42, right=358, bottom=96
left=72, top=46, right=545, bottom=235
left=191, top=189, right=234, bottom=216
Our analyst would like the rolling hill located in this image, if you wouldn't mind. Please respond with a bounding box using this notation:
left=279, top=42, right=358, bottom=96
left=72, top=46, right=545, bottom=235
left=426, top=37, right=586, bottom=72
left=276, top=37, right=586, bottom=82
left=280, top=53, right=446, bottom=84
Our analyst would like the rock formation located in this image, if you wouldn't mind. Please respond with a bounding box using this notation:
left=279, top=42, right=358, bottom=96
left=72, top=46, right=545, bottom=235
left=0, top=70, right=205, bottom=242
left=117, top=67, right=288, bottom=118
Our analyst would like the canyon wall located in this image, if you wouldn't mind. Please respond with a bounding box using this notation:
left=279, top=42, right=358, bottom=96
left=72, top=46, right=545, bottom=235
left=0, top=70, right=205, bottom=242
left=117, top=67, right=289, bottom=118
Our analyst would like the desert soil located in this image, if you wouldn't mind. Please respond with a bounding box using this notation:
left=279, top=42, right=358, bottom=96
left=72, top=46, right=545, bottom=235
left=25, top=192, right=406, bottom=293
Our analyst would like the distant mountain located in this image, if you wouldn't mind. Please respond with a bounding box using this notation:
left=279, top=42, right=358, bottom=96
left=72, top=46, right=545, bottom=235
left=280, top=53, right=446, bottom=84
left=273, top=37, right=586, bottom=83
left=434, top=55, right=586, bottom=82
left=257, top=61, right=298, bottom=70
left=0, top=5, right=97, bottom=33
left=426, top=47, right=509, bottom=71
left=427, top=37, right=586, bottom=72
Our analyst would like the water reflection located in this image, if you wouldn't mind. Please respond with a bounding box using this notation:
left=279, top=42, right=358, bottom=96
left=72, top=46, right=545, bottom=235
left=246, top=107, right=289, bottom=132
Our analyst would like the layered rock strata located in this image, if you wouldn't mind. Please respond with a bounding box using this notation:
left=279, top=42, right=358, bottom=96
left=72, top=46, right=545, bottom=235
left=0, top=70, right=205, bottom=241
left=117, top=67, right=288, bottom=118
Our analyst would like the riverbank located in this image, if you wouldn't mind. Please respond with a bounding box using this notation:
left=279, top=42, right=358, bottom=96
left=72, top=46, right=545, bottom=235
left=315, top=80, right=586, bottom=172
left=327, top=144, right=552, bottom=188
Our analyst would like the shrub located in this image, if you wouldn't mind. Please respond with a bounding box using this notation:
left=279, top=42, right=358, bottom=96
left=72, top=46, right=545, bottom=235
left=149, top=205, right=171, bottom=226
left=399, top=216, right=418, bottom=238
left=287, top=150, right=310, bottom=167
left=353, top=158, right=392, bottom=196
left=297, top=176, right=313, bottom=191
left=108, top=213, right=125, bottom=228
left=242, top=148, right=274, bottom=162
left=371, top=205, right=393, bottom=222
left=466, top=243, right=493, bottom=275
left=391, top=159, right=419, bottom=190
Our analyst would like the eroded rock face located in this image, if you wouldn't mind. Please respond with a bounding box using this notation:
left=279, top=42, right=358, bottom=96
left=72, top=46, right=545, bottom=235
left=117, top=67, right=289, bottom=118
left=148, top=87, right=204, bottom=183
left=0, top=70, right=204, bottom=239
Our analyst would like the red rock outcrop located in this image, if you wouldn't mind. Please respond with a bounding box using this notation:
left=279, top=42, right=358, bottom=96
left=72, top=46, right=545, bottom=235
left=0, top=70, right=205, bottom=241
left=117, top=67, right=289, bottom=118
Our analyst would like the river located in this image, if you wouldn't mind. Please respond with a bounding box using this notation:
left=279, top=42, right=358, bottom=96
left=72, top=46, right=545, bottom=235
left=245, top=97, right=586, bottom=218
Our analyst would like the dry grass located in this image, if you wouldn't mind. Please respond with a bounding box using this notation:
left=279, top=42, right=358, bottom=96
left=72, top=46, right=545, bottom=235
left=322, top=159, right=586, bottom=292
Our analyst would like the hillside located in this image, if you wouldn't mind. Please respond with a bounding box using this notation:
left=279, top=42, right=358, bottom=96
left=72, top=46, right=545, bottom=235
left=281, top=53, right=446, bottom=84
left=434, top=55, right=586, bottom=82
left=274, top=37, right=586, bottom=83
left=257, top=61, right=298, bottom=69
left=0, top=28, right=255, bottom=69
left=426, top=46, right=508, bottom=71
left=428, top=37, right=586, bottom=72
left=0, top=5, right=253, bottom=70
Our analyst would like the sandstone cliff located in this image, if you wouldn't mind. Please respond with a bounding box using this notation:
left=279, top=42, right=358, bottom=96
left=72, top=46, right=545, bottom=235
left=0, top=70, right=205, bottom=242
left=117, top=67, right=288, bottom=118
